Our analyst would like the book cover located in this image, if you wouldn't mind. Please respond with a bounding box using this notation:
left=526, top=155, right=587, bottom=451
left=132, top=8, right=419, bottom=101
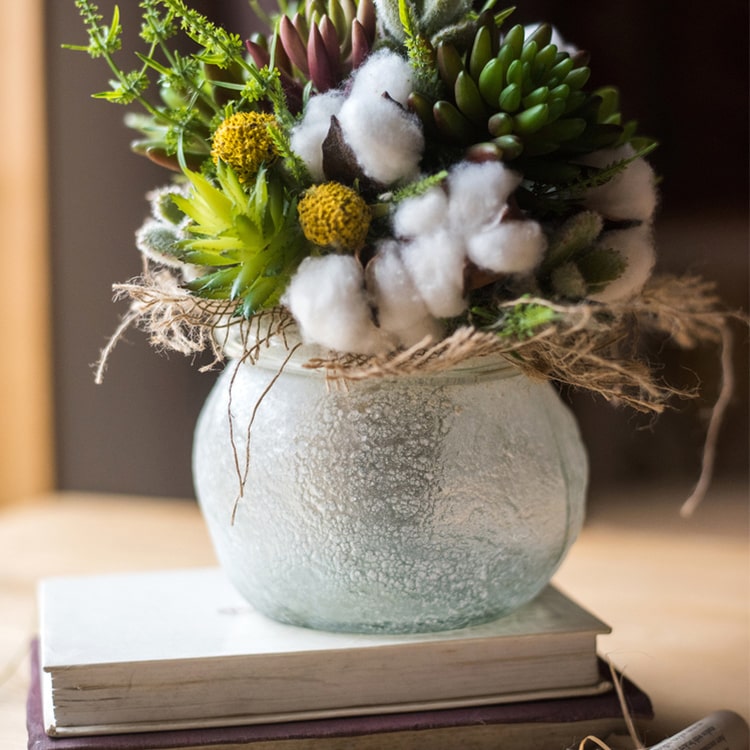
left=27, top=643, right=654, bottom=750
left=38, top=568, right=611, bottom=733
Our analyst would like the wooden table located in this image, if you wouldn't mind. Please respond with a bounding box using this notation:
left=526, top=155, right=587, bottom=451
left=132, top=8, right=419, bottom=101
left=1, top=485, right=747, bottom=748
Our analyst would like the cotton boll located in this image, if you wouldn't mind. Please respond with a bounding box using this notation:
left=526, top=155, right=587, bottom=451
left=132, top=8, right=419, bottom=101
left=447, top=161, right=522, bottom=230
left=337, top=94, right=424, bottom=185
left=588, top=224, right=656, bottom=303
left=282, top=255, right=387, bottom=354
left=348, top=49, right=415, bottom=107
left=290, top=91, right=345, bottom=180
left=400, top=230, right=467, bottom=318
left=392, top=187, right=449, bottom=239
left=367, top=241, right=442, bottom=347
left=580, top=146, right=658, bottom=222
left=466, top=220, right=547, bottom=274
left=586, top=157, right=657, bottom=222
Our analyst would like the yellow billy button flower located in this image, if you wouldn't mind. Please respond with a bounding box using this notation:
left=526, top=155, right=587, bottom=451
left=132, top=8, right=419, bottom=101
left=297, top=182, right=371, bottom=252
left=210, top=112, right=278, bottom=183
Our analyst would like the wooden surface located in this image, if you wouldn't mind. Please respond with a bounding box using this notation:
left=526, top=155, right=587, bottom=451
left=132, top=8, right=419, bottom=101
left=1, top=486, right=747, bottom=748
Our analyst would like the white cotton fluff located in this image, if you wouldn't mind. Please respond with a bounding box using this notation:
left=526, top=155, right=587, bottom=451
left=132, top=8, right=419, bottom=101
left=466, top=220, right=547, bottom=274
left=588, top=224, right=656, bottom=303
left=289, top=91, right=345, bottom=181
left=446, top=161, right=522, bottom=230
left=282, top=255, right=387, bottom=354
left=580, top=146, right=658, bottom=222
left=366, top=241, right=442, bottom=347
left=347, top=49, right=415, bottom=107
left=400, top=230, right=468, bottom=318
left=337, top=92, right=424, bottom=185
left=392, top=187, right=449, bottom=239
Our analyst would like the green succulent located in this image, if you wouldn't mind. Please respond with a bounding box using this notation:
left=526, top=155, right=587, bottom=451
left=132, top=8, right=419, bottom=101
left=538, top=210, right=626, bottom=298
left=247, top=0, right=377, bottom=97
left=409, top=17, right=640, bottom=184
left=374, top=0, right=473, bottom=43
left=171, top=165, right=308, bottom=317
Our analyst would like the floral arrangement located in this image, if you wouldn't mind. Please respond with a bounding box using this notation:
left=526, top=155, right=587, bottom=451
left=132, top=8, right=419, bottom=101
left=72, top=0, right=729, bottom=419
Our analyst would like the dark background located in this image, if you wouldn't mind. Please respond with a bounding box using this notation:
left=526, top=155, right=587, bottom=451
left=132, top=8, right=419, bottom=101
left=45, top=1, right=748, bottom=502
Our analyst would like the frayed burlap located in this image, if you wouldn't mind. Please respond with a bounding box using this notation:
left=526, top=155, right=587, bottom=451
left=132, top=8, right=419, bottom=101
left=97, top=264, right=730, bottom=416
left=94, top=260, right=298, bottom=383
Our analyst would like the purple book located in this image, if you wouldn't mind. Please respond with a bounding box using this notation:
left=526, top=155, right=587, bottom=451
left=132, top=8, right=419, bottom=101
left=27, top=641, right=653, bottom=750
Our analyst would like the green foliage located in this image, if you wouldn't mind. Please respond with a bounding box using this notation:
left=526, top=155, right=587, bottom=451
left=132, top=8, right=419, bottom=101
left=472, top=299, right=559, bottom=339
left=65, top=0, right=123, bottom=58
left=541, top=210, right=603, bottom=272
left=392, top=169, right=448, bottom=201
left=520, top=138, right=658, bottom=217
left=139, top=0, right=178, bottom=44
left=93, top=70, right=150, bottom=104
left=138, top=221, right=183, bottom=260
left=399, top=0, right=441, bottom=98
left=172, top=165, right=308, bottom=317
left=537, top=209, right=629, bottom=299
left=377, top=0, right=473, bottom=42
left=66, top=0, right=282, bottom=172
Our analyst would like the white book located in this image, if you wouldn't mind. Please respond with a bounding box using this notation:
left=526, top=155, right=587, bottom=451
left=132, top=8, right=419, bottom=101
left=38, top=567, right=611, bottom=736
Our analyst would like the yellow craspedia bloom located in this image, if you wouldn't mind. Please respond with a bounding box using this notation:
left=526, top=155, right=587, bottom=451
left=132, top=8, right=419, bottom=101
left=211, top=112, right=278, bottom=182
left=297, top=182, right=371, bottom=252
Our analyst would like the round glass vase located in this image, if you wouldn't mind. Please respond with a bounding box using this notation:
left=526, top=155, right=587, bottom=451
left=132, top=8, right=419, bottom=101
left=193, top=335, right=588, bottom=634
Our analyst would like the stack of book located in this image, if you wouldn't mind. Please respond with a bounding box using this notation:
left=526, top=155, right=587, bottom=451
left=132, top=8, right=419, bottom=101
left=29, top=567, right=652, bottom=750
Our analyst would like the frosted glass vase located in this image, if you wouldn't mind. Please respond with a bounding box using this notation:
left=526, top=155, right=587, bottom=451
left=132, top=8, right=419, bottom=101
left=193, top=336, right=587, bottom=634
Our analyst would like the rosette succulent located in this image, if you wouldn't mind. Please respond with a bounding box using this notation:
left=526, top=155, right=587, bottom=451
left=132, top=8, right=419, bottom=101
left=247, top=0, right=377, bottom=99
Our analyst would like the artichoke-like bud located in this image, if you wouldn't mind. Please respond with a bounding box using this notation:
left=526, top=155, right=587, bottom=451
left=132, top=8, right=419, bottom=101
left=252, top=0, right=377, bottom=94
left=410, top=20, right=631, bottom=180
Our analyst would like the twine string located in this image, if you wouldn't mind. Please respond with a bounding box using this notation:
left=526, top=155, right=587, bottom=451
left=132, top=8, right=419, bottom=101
left=229, top=342, right=302, bottom=525
left=572, top=659, right=645, bottom=750
left=680, top=323, right=735, bottom=517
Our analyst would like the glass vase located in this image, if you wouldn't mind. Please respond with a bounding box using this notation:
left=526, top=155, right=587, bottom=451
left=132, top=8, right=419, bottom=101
left=193, top=335, right=587, bottom=634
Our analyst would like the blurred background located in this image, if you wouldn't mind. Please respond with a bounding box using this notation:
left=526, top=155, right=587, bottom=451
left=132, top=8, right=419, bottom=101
left=1, top=0, right=746, bottom=507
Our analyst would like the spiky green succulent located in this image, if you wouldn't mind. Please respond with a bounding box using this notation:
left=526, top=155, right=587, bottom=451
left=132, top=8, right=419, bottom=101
left=169, top=165, right=307, bottom=317
left=409, top=17, right=640, bottom=183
